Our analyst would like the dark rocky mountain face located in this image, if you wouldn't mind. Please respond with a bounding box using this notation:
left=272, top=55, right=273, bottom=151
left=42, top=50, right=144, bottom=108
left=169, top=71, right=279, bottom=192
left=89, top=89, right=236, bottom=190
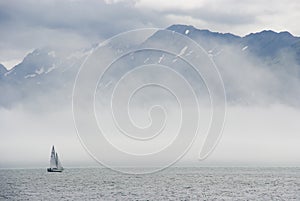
left=0, top=64, right=7, bottom=75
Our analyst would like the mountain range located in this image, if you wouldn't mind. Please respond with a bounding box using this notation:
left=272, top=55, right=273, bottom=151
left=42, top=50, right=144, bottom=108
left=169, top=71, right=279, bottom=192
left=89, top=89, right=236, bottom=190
left=1, top=24, right=300, bottom=108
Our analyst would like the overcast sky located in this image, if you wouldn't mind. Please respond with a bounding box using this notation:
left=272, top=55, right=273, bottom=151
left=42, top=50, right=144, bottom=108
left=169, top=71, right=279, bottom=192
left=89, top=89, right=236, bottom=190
left=1, top=0, right=300, bottom=69
left=1, top=0, right=300, bottom=168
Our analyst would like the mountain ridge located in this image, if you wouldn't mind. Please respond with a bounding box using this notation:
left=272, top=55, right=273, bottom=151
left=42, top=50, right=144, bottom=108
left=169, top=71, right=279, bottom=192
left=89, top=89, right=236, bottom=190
left=3, top=25, right=300, bottom=72
left=167, top=24, right=300, bottom=64
left=169, top=24, right=300, bottom=38
left=1, top=24, right=300, bottom=108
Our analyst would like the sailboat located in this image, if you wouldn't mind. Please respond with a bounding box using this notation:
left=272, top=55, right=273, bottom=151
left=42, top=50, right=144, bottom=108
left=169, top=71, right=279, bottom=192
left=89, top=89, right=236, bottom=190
left=47, top=145, right=64, bottom=172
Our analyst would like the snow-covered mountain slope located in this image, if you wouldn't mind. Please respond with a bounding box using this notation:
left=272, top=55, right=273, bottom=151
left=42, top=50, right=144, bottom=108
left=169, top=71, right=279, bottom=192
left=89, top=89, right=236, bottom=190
left=167, top=25, right=300, bottom=63
left=144, top=25, right=300, bottom=106
left=0, top=48, right=89, bottom=108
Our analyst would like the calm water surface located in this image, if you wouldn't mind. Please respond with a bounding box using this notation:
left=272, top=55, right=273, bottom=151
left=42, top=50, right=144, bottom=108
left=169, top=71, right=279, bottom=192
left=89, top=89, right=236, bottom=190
left=0, top=167, right=299, bottom=200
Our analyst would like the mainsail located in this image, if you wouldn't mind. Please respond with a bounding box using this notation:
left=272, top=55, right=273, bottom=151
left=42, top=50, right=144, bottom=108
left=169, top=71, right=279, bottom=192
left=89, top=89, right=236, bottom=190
left=50, top=146, right=57, bottom=169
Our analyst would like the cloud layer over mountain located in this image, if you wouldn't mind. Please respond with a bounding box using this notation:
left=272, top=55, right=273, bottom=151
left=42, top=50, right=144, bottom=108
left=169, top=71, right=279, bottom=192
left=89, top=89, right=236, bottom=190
left=1, top=0, right=300, bottom=68
left=1, top=24, right=300, bottom=168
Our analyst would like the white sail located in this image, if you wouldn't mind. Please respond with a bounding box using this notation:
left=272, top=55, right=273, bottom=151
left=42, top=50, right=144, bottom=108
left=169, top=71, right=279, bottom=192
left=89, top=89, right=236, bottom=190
left=48, top=145, right=63, bottom=172
left=56, top=153, right=63, bottom=170
left=50, top=145, right=57, bottom=169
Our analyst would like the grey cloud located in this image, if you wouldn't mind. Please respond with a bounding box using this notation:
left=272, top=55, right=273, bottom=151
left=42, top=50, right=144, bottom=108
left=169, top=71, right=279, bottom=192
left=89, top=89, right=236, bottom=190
left=161, top=8, right=256, bottom=26
left=0, top=0, right=162, bottom=36
left=0, top=0, right=166, bottom=67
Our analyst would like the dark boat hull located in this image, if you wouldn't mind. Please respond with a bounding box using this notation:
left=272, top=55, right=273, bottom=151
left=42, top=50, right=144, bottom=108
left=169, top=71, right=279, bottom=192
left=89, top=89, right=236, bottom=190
left=47, top=168, right=63, bottom=172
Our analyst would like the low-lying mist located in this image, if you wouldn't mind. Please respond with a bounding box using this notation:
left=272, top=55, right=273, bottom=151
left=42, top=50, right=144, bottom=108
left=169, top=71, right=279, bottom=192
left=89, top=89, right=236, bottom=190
left=1, top=30, right=300, bottom=168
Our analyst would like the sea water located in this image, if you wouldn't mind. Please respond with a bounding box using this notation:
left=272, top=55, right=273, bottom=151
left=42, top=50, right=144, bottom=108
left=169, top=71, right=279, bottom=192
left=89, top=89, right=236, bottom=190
left=1, top=167, right=299, bottom=200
